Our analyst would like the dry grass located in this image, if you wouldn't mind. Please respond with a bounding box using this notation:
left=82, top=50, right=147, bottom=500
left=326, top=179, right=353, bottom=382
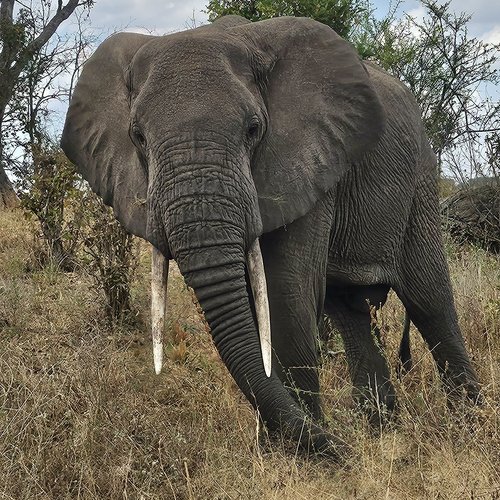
left=0, top=209, right=499, bottom=499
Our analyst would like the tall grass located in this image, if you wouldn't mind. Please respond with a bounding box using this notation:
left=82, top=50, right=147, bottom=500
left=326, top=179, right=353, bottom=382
left=0, top=209, right=498, bottom=499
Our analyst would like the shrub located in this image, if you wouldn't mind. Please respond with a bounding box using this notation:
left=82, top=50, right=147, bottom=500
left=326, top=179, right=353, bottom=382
left=81, top=191, right=139, bottom=324
left=17, top=143, right=86, bottom=270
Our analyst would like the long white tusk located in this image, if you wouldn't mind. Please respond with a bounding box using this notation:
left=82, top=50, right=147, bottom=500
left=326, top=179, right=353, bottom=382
left=247, top=238, right=272, bottom=377
left=151, top=246, right=168, bottom=375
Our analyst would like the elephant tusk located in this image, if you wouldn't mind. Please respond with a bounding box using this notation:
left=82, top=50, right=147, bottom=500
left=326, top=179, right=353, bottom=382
left=247, top=238, right=272, bottom=377
left=151, top=245, right=168, bottom=375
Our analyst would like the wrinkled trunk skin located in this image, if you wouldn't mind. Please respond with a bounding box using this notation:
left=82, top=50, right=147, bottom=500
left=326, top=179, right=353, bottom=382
left=172, top=228, right=341, bottom=456
left=150, top=147, right=344, bottom=457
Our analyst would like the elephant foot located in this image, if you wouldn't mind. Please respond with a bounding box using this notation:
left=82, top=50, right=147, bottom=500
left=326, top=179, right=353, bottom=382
left=353, top=377, right=396, bottom=427
left=441, top=368, right=483, bottom=406
left=260, top=416, right=351, bottom=461
left=285, top=418, right=352, bottom=460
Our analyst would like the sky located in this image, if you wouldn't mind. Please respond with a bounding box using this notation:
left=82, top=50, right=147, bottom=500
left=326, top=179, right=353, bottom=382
left=44, top=0, right=499, bottom=134
left=78, top=0, right=500, bottom=43
left=393, top=0, right=500, bottom=44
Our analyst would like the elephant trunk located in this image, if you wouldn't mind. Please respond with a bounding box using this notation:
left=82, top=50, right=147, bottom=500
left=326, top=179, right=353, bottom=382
left=160, top=204, right=344, bottom=457
left=147, top=148, right=345, bottom=455
left=149, top=238, right=271, bottom=377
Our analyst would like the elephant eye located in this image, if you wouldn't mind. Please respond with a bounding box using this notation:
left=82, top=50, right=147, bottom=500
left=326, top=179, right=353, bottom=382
left=246, top=116, right=261, bottom=141
left=131, top=122, right=147, bottom=149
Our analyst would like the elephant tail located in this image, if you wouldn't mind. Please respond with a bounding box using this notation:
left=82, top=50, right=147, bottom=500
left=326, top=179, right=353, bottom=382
left=397, top=312, right=412, bottom=375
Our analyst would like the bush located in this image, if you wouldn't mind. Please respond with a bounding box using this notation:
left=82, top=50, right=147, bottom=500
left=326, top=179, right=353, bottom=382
left=16, top=143, right=139, bottom=323
left=81, top=191, right=139, bottom=324
left=17, top=144, right=85, bottom=270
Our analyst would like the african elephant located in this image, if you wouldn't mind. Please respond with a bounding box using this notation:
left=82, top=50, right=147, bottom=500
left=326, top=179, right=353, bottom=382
left=61, top=15, right=481, bottom=457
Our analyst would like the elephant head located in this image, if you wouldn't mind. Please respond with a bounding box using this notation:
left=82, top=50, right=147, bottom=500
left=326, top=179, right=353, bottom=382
left=61, top=15, right=384, bottom=455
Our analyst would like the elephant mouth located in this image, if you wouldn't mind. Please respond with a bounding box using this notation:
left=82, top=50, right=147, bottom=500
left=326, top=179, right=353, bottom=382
left=150, top=238, right=272, bottom=376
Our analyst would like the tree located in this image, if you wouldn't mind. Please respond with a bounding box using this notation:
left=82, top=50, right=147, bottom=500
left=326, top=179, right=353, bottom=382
left=0, top=0, right=94, bottom=209
left=206, top=0, right=368, bottom=39
left=7, top=7, right=96, bottom=268
left=5, top=9, right=95, bottom=177
left=355, top=0, right=500, bottom=178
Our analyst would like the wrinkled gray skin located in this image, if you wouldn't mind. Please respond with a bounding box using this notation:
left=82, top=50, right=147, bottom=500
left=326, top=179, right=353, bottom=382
left=61, top=15, right=481, bottom=457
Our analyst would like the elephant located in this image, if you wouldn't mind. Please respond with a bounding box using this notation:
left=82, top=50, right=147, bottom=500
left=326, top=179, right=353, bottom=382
left=61, top=14, right=481, bottom=458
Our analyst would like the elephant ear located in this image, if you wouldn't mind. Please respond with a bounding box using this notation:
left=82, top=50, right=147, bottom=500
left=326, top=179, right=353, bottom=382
left=235, top=17, right=385, bottom=232
left=61, top=32, right=154, bottom=240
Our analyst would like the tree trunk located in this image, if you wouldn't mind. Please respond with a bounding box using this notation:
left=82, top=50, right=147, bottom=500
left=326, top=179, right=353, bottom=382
left=0, top=122, right=18, bottom=209
left=0, top=164, right=18, bottom=209
left=0, top=84, right=19, bottom=209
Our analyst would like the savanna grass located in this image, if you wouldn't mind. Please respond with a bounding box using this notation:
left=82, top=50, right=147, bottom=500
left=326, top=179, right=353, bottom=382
left=0, top=209, right=498, bottom=499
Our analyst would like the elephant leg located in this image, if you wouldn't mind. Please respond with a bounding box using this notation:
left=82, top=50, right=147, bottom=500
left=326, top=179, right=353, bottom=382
left=395, top=184, right=481, bottom=402
left=266, top=289, right=323, bottom=421
left=260, top=203, right=333, bottom=422
left=325, top=284, right=396, bottom=423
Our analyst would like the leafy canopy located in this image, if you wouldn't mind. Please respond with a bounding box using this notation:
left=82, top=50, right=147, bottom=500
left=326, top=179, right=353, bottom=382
left=206, top=0, right=368, bottom=39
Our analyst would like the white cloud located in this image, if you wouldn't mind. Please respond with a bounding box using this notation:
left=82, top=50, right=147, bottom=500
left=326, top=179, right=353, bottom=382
left=434, top=0, right=500, bottom=40
left=406, top=6, right=425, bottom=22
left=88, top=0, right=209, bottom=36
left=373, top=0, right=500, bottom=42
left=448, top=0, right=500, bottom=25
left=482, top=25, right=500, bottom=45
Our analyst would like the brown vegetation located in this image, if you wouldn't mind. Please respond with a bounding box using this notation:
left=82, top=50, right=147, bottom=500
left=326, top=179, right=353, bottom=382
left=442, top=183, right=500, bottom=254
left=0, top=209, right=499, bottom=499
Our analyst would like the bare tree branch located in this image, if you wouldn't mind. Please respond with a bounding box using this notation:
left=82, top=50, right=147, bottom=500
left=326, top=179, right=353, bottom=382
left=0, top=0, right=94, bottom=207
left=12, top=0, right=81, bottom=75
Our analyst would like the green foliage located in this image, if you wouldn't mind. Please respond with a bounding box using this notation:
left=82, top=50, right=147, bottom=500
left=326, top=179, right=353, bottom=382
left=206, top=0, right=368, bottom=39
left=81, top=193, right=138, bottom=325
left=17, top=143, right=85, bottom=270
left=360, top=1, right=499, bottom=174
left=16, top=141, right=138, bottom=324
left=0, top=13, right=27, bottom=50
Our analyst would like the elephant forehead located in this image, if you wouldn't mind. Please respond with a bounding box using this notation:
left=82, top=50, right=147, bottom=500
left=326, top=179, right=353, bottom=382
left=132, top=74, right=257, bottom=132
left=130, top=46, right=261, bottom=131
left=131, top=31, right=253, bottom=87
